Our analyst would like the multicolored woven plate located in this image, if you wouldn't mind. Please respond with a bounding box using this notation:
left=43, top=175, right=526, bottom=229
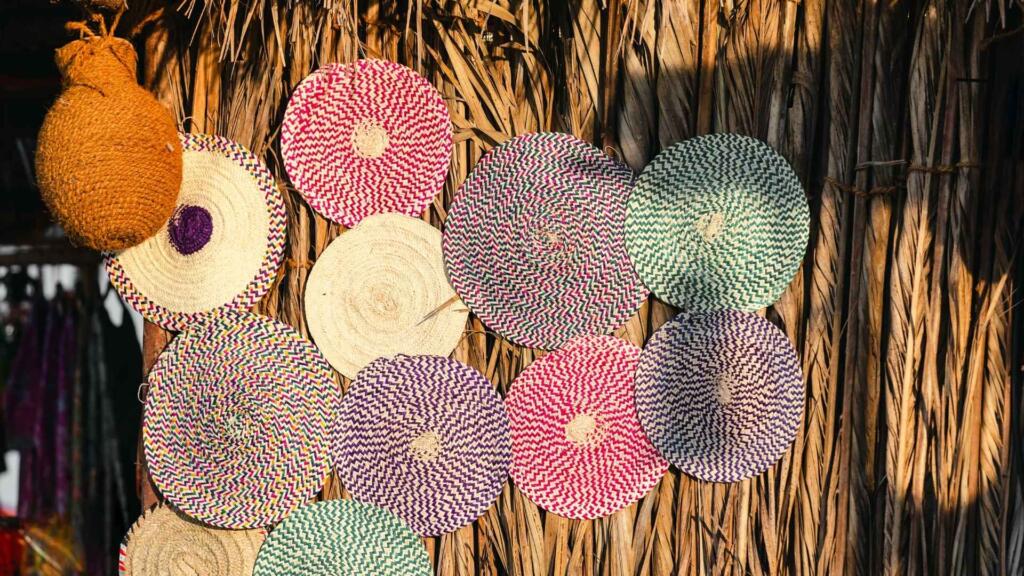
left=443, top=132, right=648, bottom=349
left=107, top=133, right=286, bottom=331
left=334, top=354, right=510, bottom=536
left=505, top=335, right=667, bottom=519
left=119, top=503, right=265, bottom=576
left=635, top=310, right=804, bottom=482
left=252, top=500, right=432, bottom=576
left=305, top=214, right=468, bottom=379
left=143, top=310, right=339, bottom=528
left=281, top=60, right=452, bottom=227
left=625, top=133, right=809, bottom=311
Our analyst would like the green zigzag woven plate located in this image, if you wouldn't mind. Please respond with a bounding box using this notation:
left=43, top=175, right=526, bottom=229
left=625, top=134, right=809, bottom=311
left=253, top=500, right=431, bottom=576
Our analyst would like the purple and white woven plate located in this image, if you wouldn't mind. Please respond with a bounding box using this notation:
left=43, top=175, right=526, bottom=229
left=442, top=132, right=648, bottom=350
left=333, top=354, right=511, bottom=536
left=634, top=310, right=804, bottom=483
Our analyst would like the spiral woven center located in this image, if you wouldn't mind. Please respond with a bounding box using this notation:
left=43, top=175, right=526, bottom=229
left=223, top=411, right=255, bottom=442
left=694, top=211, right=725, bottom=243
left=167, top=205, right=213, bottom=256
left=369, top=286, right=399, bottom=317
left=409, top=431, right=442, bottom=462
left=715, top=373, right=734, bottom=406
left=565, top=413, right=602, bottom=447
left=351, top=119, right=389, bottom=159
left=532, top=225, right=573, bottom=263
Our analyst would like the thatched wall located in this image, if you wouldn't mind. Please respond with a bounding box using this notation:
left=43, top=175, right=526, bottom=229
left=129, top=1, right=1024, bottom=574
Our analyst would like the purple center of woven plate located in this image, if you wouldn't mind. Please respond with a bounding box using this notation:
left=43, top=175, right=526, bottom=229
left=168, top=205, right=213, bottom=255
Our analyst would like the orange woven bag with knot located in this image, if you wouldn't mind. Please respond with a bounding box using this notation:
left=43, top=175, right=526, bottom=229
left=35, top=34, right=181, bottom=251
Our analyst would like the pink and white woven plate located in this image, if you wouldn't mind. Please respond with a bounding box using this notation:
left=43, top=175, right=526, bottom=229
left=504, top=335, right=667, bottom=519
left=281, top=60, right=452, bottom=227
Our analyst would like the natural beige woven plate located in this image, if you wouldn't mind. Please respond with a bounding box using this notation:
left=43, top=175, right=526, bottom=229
left=119, top=503, right=265, bottom=576
left=305, top=213, right=468, bottom=379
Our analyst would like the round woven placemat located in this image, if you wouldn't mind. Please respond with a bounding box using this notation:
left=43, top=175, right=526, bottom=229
left=143, top=310, right=339, bottom=528
left=252, top=500, right=432, bottom=576
left=334, top=354, right=510, bottom=536
left=504, top=335, right=667, bottom=519
left=305, top=214, right=467, bottom=379
left=443, top=132, right=648, bottom=349
left=281, top=60, right=452, bottom=227
left=119, top=503, right=265, bottom=576
left=625, top=133, right=809, bottom=311
left=634, top=310, right=804, bottom=483
left=107, top=132, right=286, bottom=331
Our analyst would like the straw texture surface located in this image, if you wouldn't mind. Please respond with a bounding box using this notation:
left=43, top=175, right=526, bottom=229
left=35, top=37, right=182, bottom=252
left=119, top=503, right=265, bottom=576
left=305, top=214, right=467, bottom=379
left=334, top=354, right=511, bottom=536
left=505, top=335, right=667, bottom=519
left=108, top=133, right=286, bottom=331
left=635, top=310, right=804, bottom=483
left=281, top=59, right=452, bottom=227
left=625, top=134, right=809, bottom=311
left=143, top=310, right=338, bottom=528
left=443, top=132, right=647, bottom=349
left=252, top=500, right=432, bottom=576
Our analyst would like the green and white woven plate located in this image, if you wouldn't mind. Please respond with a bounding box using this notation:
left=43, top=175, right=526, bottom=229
left=625, top=134, right=809, bottom=311
left=252, top=500, right=431, bottom=576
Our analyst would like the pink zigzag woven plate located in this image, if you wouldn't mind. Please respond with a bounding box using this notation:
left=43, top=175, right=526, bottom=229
left=281, top=60, right=452, bottom=227
left=505, top=335, right=668, bottom=519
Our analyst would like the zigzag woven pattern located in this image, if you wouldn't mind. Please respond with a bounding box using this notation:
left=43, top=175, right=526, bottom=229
left=334, top=354, right=511, bottom=536
left=625, top=133, right=809, bottom=311
left=443, top=132, right=648, bottom=349
left=106, top=132, right=286, bottom=331
left=143, top=310, right=340, bottom=528
left=281, top=60, right=452, bottom=227
left=119, top=503, right=266, bottom=576
left=505, top=335, right=668, bottom=519
left=252, top=500, right=432, bottom=576
left=634, top=310, right=805, bottom=483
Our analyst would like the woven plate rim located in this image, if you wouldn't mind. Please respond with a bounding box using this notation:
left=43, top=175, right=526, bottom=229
left=143, top=310, right=338, bottom=528
left=624, top=133, right=809, bottom=312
